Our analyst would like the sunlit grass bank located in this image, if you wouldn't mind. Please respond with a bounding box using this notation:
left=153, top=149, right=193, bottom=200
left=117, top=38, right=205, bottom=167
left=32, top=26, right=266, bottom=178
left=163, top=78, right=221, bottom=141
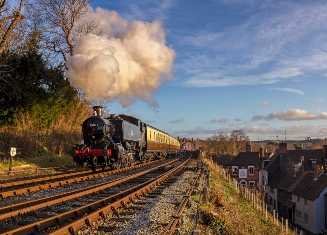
left=196, top=159, right=290, bottom=235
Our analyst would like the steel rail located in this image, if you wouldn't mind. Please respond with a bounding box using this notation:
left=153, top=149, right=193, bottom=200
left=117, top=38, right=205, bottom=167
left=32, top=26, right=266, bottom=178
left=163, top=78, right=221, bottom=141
left=0, top=159, right=162, bottom=199
left=0, top=157, right=189, bottom=235
left=0, top=158, right=180, bottom=225
left=49, top=157, right=190, bottom=235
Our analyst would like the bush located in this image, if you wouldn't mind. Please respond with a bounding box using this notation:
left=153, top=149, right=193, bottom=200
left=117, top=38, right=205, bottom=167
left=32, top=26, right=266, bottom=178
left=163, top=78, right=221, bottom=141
left=201, top=211, right=226, bottom=235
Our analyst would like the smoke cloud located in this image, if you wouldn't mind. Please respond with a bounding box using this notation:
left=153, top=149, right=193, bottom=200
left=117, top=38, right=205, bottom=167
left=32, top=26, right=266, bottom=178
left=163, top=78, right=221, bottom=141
left=66, top=8, right=176, bottom=107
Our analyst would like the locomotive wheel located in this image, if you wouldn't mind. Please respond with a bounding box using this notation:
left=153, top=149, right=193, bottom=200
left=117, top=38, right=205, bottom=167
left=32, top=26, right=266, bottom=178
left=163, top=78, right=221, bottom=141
left=91, top=156, right=97, bottom=172
left=101, top=163, right=106, bottom=171
left=101, top=156, right=108, bottom=171
left=113, top=161, right=122, bottom=170
left=141, top=154, right=148, bottom=163
left=121, top=159, right=127, bottom=168
left=91, top=166, right=96, bottom=172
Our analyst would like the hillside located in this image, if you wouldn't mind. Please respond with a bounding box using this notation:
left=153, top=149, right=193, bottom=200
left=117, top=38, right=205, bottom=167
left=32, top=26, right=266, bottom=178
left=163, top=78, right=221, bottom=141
left=195, top=158, right=291, bottom=235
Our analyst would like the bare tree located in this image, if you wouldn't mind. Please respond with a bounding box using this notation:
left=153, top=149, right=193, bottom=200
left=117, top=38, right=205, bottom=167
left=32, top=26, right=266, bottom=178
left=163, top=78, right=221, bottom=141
left=0, top=0, right=25, bottom=53
left=203, top=132, right=231, bottom=156
left=230, top=129, right=250, bottom=154
left=36, top=0, right=101, bottom=62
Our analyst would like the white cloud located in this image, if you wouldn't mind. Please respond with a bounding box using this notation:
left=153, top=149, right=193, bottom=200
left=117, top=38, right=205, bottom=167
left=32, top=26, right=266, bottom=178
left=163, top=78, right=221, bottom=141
left=182, top=69, right=302, bottom=87
left=170, top=118, right=185, bottom=123
left=308, top=98, right=323, bottom=103
left=318, top=110, right=327, bottom=119
left=121, top=0, right=176, bottom=21
left=269, top=88, right=305, bottom=95
left=210, top=118, right=228, bottom=123
left=252, top=109, right=327, bottom=121
left=218, top=118, right=228, bottom=123
left=262, top=68, right=303, bottom=80
left=262, top=101, right=270, bottom=106
left=267, top=110, right=316, bottom=120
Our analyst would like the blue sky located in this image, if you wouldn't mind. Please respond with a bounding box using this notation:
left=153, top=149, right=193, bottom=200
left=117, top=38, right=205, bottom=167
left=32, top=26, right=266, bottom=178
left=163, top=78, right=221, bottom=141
left=88, top=0, right=327, bottom=141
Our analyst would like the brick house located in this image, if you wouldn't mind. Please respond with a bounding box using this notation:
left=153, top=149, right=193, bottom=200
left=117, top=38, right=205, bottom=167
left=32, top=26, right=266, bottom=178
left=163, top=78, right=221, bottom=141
left=225, top=142, right=266, bottom=189
left=260, top=142, right=327, bottom=234
left=178, top=137, right=195, bottom=151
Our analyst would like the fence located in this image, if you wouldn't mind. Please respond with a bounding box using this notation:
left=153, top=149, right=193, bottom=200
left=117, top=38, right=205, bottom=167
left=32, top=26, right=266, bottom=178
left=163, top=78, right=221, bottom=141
left=206, top=158, right=296, bottom=235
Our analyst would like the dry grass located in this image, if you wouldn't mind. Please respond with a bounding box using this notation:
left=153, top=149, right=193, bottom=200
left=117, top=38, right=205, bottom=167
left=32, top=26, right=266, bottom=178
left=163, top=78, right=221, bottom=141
left=0, top=154, right=75, bottom=171
left=196, top=159, right=291, bottom=235
left=0, top=101, right=92, bottom=159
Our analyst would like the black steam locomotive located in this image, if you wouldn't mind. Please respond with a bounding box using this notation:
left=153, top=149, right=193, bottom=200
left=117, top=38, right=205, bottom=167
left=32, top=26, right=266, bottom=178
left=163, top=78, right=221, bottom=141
left=70, top=106, right=180, bottom=171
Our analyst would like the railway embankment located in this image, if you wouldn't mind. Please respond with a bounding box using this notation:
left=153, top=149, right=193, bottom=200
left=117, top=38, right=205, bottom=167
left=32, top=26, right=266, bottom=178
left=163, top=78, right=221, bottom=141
left=193, top=158, right=293, bottom=235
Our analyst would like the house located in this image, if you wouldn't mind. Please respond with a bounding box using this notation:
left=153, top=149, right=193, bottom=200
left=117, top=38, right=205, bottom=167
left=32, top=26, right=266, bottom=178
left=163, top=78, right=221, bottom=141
left=225, top=142, right=267, bottom=189
left=291, top=171, right=327, bottom=234
left=211, top=154, right=234, bottom=168
left=178, top=137, right=195, bottom=151
left=260, top=142, right=327, bottom=234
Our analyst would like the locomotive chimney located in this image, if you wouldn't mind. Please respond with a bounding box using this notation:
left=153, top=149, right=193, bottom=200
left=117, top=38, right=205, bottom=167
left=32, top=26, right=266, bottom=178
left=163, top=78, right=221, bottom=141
left=93, top=106, right=103, bottom=116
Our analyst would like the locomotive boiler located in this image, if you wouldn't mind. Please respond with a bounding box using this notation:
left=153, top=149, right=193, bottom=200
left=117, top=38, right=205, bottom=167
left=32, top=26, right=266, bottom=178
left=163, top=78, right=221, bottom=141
left=70, top=106, right=180, bottom=171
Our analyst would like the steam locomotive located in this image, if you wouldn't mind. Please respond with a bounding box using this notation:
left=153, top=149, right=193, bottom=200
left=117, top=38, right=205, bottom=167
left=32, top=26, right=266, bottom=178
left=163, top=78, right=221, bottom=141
left=70, top=106, right=180, bottom=171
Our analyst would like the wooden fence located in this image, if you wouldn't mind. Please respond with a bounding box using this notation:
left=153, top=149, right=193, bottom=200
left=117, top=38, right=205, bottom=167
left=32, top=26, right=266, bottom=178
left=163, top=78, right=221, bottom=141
left=206, top=158, right=298, bottom=235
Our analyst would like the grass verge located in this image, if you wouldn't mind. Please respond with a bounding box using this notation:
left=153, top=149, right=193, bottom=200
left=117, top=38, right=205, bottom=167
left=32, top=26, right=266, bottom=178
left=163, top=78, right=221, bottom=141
left=196, top=159, right=291, bottom=235
left=0, top=154, right=74, bottom=171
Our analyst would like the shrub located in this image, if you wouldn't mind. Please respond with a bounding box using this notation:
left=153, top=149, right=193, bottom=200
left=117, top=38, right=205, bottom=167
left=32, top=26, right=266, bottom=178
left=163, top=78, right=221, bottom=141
left=200, top=211, right=226, bottom=235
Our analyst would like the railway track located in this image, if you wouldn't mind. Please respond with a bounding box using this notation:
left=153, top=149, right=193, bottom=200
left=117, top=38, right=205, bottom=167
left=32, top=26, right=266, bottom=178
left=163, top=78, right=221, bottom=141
left=0, top=155, right=203, bottom=235
left=0, top=159, right=164, bottom=199
left=87, top=160, right=204, bottom=235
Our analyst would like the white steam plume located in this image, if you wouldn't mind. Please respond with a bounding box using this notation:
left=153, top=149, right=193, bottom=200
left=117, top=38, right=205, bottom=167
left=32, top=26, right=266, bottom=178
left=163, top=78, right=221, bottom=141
left=66, top=8, right=176, bottom=107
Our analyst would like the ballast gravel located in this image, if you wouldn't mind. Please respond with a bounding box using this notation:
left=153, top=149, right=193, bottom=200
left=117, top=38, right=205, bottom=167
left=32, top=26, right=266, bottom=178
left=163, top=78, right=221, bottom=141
left=77, top=169, right=200, bottom=235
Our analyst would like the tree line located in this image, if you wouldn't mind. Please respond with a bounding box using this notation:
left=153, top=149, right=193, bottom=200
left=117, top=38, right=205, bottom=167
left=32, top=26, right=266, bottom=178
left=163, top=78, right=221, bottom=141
left=0, top=0, right=99, bottom=158
left=196, top=130, right=250, bottom=157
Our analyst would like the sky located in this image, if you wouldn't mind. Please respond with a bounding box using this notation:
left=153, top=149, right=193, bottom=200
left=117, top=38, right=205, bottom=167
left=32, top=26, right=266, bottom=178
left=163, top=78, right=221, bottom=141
left=71, top=0, right=327, bottom=141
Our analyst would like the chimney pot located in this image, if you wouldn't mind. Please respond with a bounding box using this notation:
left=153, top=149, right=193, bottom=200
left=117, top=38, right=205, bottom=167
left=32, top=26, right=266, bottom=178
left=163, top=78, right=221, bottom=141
left=323, top=145, right=327, bottom=159
left=245, top=142, right=252, bottom=152
left=259, top=147, right=264, bottom=158
left=279, top=142, right=287, bottom=154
